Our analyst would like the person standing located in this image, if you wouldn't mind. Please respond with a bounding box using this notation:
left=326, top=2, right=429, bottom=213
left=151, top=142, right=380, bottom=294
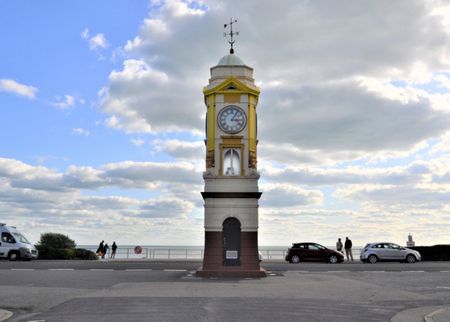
left=102, top=243, right=109, bottom=259
left=344, top=237, right=353, bottom=261
left=96, top=240, right=104, bottom=257
left=336, top=238, right=343, bottom=253
left=111, top=242, right=117, bottom=259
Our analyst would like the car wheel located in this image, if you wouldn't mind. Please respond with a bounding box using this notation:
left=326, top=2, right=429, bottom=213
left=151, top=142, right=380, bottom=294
left=8, top=251, right=19, bottom=261
left=368, top=254, right=378, bottom=264
left=406, top=254, right=416, bottom=263
left=290, top=255, right=300, bottom=264
left=328, top=255, right=338, bottom=264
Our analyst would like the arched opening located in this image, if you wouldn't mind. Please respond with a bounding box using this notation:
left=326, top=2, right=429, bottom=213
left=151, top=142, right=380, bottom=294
left=223, top=217, right=241, bottom=266
left=223, top=148, right=240, bottom=176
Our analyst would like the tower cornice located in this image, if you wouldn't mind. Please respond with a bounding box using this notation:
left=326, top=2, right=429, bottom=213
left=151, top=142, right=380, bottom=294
left=203, top=77, right=260, bottom=96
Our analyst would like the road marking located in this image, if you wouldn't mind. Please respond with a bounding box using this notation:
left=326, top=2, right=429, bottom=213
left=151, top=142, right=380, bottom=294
left=163, top=269, right=187, bottom=272
left=124, top=269, right=152, bottom=272
left=11, top=268, right=35, bottom=271
left=287, top=270, right=310, bottom=273
left=401, top=270, right=425, bottom=273
left=436, top=286, right=450, bottom=289
left=48, top=268, right=74, bottom=271
left=327, top=270, right=350, bottom=273
left=363, top=270, right=385, bottom=273
left=89, top=269, right=114, bottom=271
left=440, top=271, right=450, bottom=273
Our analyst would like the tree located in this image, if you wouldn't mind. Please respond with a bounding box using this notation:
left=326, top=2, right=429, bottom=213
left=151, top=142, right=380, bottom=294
left=38, top=233, right=76, bottom=249
left=36, top=232, right=97, bottom=260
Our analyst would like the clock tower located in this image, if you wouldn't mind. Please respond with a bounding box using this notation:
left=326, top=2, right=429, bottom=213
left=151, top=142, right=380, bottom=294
left=197, top=20, right=265, bottom=277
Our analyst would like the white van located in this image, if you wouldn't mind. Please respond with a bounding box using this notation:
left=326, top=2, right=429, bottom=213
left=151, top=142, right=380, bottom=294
left=0, top=223, right=38, bottom=261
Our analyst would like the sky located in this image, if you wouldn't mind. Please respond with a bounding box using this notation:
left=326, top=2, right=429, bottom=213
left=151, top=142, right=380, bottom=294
left=1, top=0, right=450, bottom=247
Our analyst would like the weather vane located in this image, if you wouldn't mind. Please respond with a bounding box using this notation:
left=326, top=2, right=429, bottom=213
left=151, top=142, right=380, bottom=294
left=224, top=18, right=239, bottom=54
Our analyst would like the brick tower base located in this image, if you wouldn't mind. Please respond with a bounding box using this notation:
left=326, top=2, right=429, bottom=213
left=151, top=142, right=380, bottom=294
left=196, top=231, right=266, bottom=278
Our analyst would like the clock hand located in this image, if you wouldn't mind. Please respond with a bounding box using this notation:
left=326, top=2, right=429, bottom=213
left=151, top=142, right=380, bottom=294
left=231, top=111, right=239, bottom=122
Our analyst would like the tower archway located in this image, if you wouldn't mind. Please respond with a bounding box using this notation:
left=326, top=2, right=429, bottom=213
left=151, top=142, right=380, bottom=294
left=223, top=217, right=241, bottom=266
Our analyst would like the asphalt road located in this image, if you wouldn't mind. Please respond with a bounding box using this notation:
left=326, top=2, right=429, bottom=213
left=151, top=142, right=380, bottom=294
left=1, top=259, right=450, bottom=272
left=0, top=260, right=449, bottom=322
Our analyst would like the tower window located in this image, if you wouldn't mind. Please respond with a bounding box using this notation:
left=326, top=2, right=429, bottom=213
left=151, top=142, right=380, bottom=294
left=223, top=148, right=240, bottom=176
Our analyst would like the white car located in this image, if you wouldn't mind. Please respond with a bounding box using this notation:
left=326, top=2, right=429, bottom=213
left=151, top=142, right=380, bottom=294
left=360, top=242, right=421, bottom=264
left=0, top=223, right=38, bottom=261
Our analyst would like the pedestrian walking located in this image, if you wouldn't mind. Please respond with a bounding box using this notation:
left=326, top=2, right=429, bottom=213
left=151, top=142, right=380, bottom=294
left=336, top=238, right=343, bottom=253
left=102, top=243, right=109, bottom=259
left=96, top=240, right=104, bottom=257
left=111, top=242, right=117, bottom=259
left=344, top=237, right=353, bottom=261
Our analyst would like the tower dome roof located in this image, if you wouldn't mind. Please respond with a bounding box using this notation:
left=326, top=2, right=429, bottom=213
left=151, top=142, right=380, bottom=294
left=217, top=54, right=245, bottom=66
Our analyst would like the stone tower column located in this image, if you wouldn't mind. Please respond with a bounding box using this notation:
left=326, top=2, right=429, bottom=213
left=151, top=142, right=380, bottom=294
left=196, top=52, right=265, bottom=277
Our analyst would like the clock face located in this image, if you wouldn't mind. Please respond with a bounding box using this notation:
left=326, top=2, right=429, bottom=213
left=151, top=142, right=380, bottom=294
left=217, top=105, right=247, bottom=134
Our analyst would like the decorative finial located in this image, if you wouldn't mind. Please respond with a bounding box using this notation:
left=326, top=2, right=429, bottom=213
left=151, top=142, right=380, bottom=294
left=224, top=18, right=239, bottom=54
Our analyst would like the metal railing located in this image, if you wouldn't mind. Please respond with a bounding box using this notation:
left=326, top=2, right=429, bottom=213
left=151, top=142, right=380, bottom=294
left=83, top=246, right=362, bottom=261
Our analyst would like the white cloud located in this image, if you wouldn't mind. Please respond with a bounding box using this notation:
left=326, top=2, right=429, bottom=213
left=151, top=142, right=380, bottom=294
left=90, top=33, right=108, bottom=50
left=99, top=0, right=450, bottom=158
left=51, top=94, right=76, bottom=109
left=260, top=183, right=324, bottom=207
left=0, top=79, right=38, bottom=99
left=81, top=28, right=109, bottom=51
left=124, top=36, right=143, bottom=52
left=100, top=59, right=202, bottom=133
left=259, top=82, right=450, bottom=153
left=433, top=74, right=450, bottom=89
left=164, top=0, right=206, bottom=17
left=0, top=157, right=203, bottom=244
left=139, top=198, right=194, bottom=218
left=130, top=138, right=145, bottom=146
left=261, top=162, right=431, bottom=187
left=430, top=132, right=450, bottom=154
left=80, top=28, right=89, bottom=40
left=336, top=184, right=450, bottom=209
left=154, top=139, right=204, bottom=159
left=72, top=128, right=90, bottom=136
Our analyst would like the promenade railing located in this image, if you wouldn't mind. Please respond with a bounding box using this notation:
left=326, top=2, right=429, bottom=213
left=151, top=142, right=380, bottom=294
left=83, top=246, right=362, bottom=261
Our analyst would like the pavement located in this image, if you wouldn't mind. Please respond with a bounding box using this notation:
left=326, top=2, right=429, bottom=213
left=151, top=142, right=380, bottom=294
left=1, top=295, right=449, bottom=322
left=1, top=261, right=450, bottom=321
left=0, top=310, right=12, bottom=322
left=391, top=305, right=450, bottom=322
left=2, top=306, right=447, bottom=322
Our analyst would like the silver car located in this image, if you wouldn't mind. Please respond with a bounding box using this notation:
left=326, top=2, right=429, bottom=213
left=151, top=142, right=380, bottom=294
left=360, top=242, right=421, bottom=264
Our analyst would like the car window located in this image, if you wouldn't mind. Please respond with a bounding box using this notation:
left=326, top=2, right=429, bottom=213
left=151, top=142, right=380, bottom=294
left=388, top=243, right=400, bottom=249
left=373, top=244, right=384, bottom=248
left=308, top=244, right=319, bottom=251
left=1, top=232, right=15, bottom=244
left=12, top=233, right=30, bottom=244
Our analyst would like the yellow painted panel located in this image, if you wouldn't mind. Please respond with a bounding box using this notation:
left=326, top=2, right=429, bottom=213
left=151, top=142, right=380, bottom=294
left=248, top=96, right=256, bottom=152
left=221, top=136, right=243, bottom=145
left=224, top=93, right=241, bottom=103
left=207, top=95, right=215, bottom=151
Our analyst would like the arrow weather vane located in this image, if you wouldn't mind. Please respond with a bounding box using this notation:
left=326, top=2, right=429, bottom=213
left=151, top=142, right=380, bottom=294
left=224, top=18, right=239, bottom=54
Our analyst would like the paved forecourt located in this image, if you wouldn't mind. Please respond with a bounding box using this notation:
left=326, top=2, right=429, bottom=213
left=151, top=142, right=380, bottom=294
left=0, top=261, right=449, bottom=322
